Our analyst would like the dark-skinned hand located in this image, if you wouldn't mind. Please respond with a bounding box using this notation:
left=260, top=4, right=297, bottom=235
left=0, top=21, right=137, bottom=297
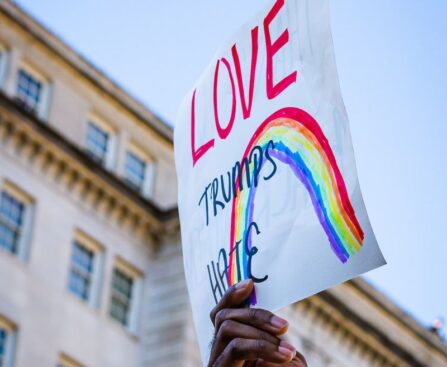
left=208, top=279, right=307, bottom=367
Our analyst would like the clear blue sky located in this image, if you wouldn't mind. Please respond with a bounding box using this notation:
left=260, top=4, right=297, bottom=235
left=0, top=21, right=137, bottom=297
left=16, top=0, right=447, bottom=335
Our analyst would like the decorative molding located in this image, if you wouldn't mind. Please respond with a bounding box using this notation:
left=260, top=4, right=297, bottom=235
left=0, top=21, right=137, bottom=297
left=0, top=0, right=174, bottom=144
left=295, top=292, right=427, bottom=367
left=347, top=277, right=447, bottom=359
left=0, top=94, right=179, bottom=243
left=292, top=298, right=400, bottom=366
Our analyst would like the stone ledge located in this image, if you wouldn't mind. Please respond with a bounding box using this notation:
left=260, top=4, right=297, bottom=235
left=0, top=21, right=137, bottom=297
left=0, top=93, right=179, bottom=242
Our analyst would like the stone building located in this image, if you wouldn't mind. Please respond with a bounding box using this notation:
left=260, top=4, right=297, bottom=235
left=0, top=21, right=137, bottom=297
left=0, top=1, right=445, bottom=366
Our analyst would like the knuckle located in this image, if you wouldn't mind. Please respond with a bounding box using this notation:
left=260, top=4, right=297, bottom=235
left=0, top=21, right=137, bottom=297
left=215, top=328, right=225, bottom=343
left=219, top=319, right=232, bottom=337
left=248, top=308, right=260, bottom=322
left=215, top=309, right=228, bottom=327
left=255, top=339, right=265, bottom=352
left=252, top=339, right=266, bottom=359
left=256, top=329, right=271, bottom=342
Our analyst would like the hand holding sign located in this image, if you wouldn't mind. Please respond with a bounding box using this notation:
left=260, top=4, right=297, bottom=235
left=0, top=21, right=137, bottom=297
left=208, top=279, right=307, bottom=367
left=175, top=0, right=386, bottom=364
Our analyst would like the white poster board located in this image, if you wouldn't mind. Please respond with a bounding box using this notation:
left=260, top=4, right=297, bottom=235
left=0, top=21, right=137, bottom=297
left=174, top=0, right=386, bottom=363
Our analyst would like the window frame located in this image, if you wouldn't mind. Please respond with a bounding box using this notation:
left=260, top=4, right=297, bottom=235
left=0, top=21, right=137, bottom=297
left=0, top=181, right=34, bottom=261
left=109, top=258, right=143, bottom=334
left=15, top=62, right=51, bottom=120
left=0, top=316, right=17, bottom=367
left=124, top=144, right=156, bottom=198
left=67, top=230, right=104, bottom=308
left=84, top=116, right=116, bottom=171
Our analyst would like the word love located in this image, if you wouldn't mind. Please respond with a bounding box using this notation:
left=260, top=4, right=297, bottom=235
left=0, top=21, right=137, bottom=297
left=199, top=140, right=277, bottom=226
left=191, top=0, right=298, bottom=166
left=207, top=221, right=267, bottom=304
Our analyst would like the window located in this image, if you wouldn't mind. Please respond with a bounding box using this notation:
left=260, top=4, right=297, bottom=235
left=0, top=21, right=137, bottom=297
left=0, top=329, right=6, bottom=367
left=0, top=192, right=24, bottom=255
left=57, top=354, right=84, bottom=367
left=124, top=145, right=155, bottom=198
left=16, top=69, right=41, bottom=111
left=0, top=44, right=8, bottom=89
left=86, top=122, right=108, bottom=163
left=69, top=242, right=94, bottom=301
left=68, top=231, right=103, bottom=307
left=0, top=183, right=33, bottom=260
left=110, top=268, right=133, bottom=326
left=124, top=152, right=145, bottom=190
left=0, top=317, right=16, bottom=367
left=109, top=259, right=142, bottom=332
left=15, top=64, right=50, bottom=119
left=85, top=118, right=116, bottom=170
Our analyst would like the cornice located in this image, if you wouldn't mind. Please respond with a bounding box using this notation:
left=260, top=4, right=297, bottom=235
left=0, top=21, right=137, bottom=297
left=292, top=297, right=405, bottom=366
left=0, top=0, right=174, bottom=145
left=347, top=278, right=447, bottom=359
left=0, top=93, right=179, bottom=241
left=312, top=292, right=426, bottom=367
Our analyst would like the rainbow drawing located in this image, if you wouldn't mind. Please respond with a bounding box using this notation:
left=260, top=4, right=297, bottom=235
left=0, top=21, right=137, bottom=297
left=228, top=107, right=364, bottom=290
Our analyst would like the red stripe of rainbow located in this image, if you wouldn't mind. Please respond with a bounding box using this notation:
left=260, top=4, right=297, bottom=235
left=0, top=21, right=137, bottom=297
left=228, top=107, right=364, bottom=291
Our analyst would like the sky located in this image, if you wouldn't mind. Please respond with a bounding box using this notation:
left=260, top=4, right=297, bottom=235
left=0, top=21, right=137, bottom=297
left=15, top=0, right=447, bottom=336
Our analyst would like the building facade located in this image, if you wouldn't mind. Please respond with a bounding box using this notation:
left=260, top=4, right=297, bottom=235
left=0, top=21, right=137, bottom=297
left=0, top=1, right=445, bottom=366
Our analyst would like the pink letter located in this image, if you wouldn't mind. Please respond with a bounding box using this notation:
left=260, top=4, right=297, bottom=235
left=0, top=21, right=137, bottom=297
left=191, top=89, right=214, bottom=166
left=213, top=58, right=237, bottom=140
left=231, top=26, right=259, bottom=120
left=264, top=0, right=297, bottom=99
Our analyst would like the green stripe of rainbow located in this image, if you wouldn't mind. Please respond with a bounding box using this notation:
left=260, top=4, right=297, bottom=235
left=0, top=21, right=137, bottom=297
left=228, top=107, right=364, bottom=290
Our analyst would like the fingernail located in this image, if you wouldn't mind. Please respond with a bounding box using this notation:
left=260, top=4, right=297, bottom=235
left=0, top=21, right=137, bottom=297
left=235, top=279, right=252, bottom=289
left=280, top=341, right=296, bottom=353
left=270, top=315, right=288, bottom=329
left=278, top=346, right=294, bottom=358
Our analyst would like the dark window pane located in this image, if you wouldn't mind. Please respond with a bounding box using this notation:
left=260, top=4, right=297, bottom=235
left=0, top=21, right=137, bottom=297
left=125, top=152, right=145, bottom=191
left=86, top=122, right=109, bottom=164
left=69, top=242, right=94, bottom=302
left=110, top=268, right=133, bottom=326
left=0, top=328, right=6, bottom=365
left=16, top=69, right=42, bottom=112
left=0, top=191, right=25, bottom=255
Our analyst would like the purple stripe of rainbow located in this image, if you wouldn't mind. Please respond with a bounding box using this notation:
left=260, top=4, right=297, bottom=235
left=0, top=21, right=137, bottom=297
left=228, top=108, right=364, bottom=292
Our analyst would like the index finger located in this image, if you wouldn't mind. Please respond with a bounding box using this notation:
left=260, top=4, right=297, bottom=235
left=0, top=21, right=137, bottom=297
left=209, top=279, right=254, bottom=325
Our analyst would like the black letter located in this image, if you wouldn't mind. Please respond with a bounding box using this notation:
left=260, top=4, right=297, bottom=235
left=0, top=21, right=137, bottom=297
left=264, top=140, right=277, bottom=181
left=207, top=261, right=223, bottom=304
left=232, top=158, right=251, bottom=197
left=249, top=145, right=263, bottom=187
left=244, top=221, right=268, bottom=283
left=211, top=178, right=225, bottom=216
left=198, top=183, right=211, bottom=226
left=220, top=172, right=233, bottom=203
left=217, top=248, right=230, bottom=291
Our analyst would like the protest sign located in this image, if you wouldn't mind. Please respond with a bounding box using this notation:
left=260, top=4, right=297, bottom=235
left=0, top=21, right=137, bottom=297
left=174, top=0, right=386, bottom=363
